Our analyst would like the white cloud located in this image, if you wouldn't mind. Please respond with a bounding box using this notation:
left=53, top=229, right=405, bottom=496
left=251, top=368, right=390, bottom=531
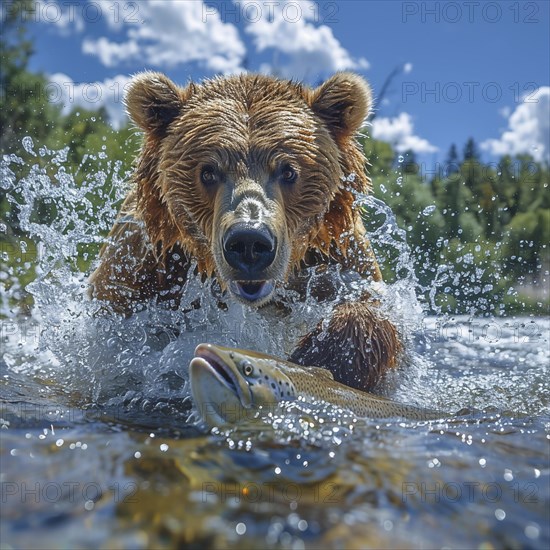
left=34, top=0, right=84, bottom=33
left=371, top=112, right=438, bottom=154
left=82, top=36, right=140, bottom=68
left=34, top=0, right=368, bottom=82
left=482, top=87, right=550, bottom=163
left=498, top=106, right=511, bottom=119
left=47, top=73, right=131, bottom=129
left=240, top=0, right=369, bottom=81
left=97, top=0, right=137, bottom=31
left=82, top=1, right=245, bottom=74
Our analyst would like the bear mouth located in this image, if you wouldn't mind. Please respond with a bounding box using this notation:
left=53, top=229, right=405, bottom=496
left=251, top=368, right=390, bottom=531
left=229, top=280, right=275, bottom=303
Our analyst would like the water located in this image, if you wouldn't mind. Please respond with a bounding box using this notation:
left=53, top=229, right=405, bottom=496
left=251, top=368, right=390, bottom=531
left=1, top=146, right=549, bottom=549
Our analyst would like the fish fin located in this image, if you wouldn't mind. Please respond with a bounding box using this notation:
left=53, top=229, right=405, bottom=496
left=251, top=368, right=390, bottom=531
left=306, top=366, right=335, bottom=380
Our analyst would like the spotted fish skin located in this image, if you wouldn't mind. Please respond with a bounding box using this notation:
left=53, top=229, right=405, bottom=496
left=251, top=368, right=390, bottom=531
left=190, top=343, right=443, bottom=426
left=244, top=355, right=298, bottom=401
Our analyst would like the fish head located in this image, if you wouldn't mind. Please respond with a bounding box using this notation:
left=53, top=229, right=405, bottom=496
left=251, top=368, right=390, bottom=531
left=189, top=343, right=297, bottom=427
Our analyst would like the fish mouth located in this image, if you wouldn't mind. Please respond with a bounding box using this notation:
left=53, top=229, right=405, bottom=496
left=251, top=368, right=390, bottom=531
left=189, top=357, right=239, bottom=427
left=229, top=280, right=275, bottom=304
left=190, top=343, right=252, bottom=410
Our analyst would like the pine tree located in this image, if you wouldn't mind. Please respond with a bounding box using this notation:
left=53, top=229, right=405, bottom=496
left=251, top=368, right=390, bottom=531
left=463, top=137, right=480, bottom=162
left=401, top=149, right=418, bottom=175
left=445, top=143, right=460, bottom=175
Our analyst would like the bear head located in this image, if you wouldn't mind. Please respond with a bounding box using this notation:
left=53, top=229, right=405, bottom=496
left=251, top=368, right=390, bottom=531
left=125, top=71, right=372, bottom=306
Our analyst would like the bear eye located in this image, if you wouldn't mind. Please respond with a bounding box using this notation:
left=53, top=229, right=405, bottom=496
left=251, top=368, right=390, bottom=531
left=280, top=165, right=297, bottom=185
left=200, top=166, right=218, bottom=186
left=242, top=361, right=254, bottom=376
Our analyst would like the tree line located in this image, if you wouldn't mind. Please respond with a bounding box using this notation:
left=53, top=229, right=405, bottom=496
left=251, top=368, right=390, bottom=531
left=361, top=138, right=549, bottom=314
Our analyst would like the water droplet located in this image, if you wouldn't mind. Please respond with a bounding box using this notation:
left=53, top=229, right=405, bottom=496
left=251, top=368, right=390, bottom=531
left=236, top=522, right=246, bottom=535
left=422, top=205, right=436, bottom=216
left=398, top=155, right=404, bottom=163
left=525, top=524, right=540, bottom=539
left=22, top=136, right=36, bottom=156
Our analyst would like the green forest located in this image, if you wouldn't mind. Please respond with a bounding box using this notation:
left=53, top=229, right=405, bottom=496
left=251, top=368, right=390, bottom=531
left=1, top=2, right=549, bottom=316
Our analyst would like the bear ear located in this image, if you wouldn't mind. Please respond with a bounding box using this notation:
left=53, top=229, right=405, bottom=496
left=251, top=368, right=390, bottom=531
left=310, top=72, right=372, bottom=138
left=125, top=72, right=190, bottom=136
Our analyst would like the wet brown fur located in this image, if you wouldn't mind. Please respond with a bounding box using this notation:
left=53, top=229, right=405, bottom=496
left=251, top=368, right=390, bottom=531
left=89, top=71, right=402, bottom=391
left=289, top=301, right=401, bottom=390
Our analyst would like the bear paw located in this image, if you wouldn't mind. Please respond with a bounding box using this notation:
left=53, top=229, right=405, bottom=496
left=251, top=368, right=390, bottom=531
left=289, top=301, right=402, bottom=391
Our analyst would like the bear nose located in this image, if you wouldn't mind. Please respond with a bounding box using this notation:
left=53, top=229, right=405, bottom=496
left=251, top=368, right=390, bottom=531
left=222, top=223, right=276, bottom=275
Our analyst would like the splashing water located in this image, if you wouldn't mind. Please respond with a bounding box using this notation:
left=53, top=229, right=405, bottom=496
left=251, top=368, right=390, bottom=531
left=1, top=143, right=548, bottom=549
left=1, top=144, right=547, bottom=414
left=1, top=144, right=426, bottom=412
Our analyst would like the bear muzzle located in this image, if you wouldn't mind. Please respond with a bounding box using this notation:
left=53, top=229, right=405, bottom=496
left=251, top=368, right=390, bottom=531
left=221, top=222, right=279, bottom=304
left=223, top=222, right=276, bottom=273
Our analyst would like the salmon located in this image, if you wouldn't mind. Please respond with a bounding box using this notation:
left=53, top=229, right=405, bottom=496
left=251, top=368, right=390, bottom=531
left=190, top=343, right=443, bottom=427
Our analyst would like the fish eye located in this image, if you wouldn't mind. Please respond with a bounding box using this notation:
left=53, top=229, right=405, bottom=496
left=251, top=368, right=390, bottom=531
left=242, top=361, right=254, bottom=376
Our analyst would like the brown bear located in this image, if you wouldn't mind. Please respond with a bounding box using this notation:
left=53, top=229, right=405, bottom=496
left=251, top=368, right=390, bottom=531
left=88, top=71, right=402, bottom=391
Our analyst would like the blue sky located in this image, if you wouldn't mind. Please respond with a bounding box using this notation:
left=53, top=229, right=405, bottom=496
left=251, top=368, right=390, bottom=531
left=15, top=0, right=550, bottom=164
